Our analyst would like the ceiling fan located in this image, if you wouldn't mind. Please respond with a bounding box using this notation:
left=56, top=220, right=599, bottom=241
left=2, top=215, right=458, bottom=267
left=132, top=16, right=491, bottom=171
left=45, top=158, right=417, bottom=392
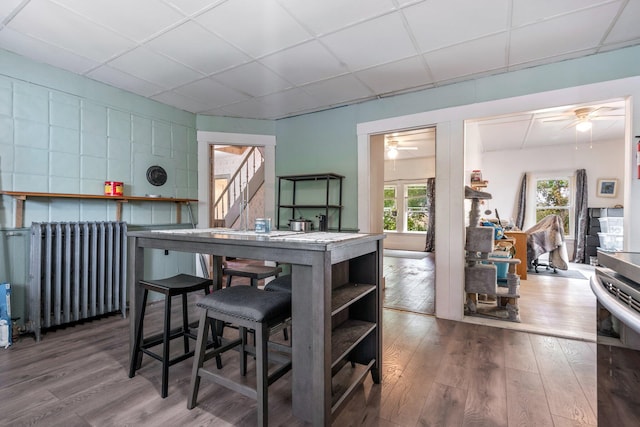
left=385, top=137, right=418, bottom=159
left=539, top=106, right=624, bottom=132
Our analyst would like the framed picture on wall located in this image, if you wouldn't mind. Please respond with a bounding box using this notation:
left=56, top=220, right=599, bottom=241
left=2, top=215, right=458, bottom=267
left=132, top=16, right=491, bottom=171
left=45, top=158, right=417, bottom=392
left=597, top=178, right=618, bottom=197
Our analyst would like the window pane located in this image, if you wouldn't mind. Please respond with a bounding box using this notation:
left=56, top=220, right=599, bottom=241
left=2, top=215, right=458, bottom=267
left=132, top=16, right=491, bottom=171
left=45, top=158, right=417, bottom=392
left=406, top=184, right=428, bottom=232
left=536, top=179, right=569, bottom=208
left=535, top=178, right=571, bottom=235
left=383, top=186, right=397, bottom=231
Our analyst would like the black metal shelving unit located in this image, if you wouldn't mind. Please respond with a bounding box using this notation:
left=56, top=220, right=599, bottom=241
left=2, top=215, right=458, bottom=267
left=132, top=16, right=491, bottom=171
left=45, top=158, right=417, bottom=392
left=276, top=173, right=344, bottom=231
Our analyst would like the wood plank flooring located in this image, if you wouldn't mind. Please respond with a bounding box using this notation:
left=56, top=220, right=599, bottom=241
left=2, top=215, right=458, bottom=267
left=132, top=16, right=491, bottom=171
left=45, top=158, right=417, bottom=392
left=383, top=252, right=596, bottom=341
left=0, top=305, right=597, bottom=426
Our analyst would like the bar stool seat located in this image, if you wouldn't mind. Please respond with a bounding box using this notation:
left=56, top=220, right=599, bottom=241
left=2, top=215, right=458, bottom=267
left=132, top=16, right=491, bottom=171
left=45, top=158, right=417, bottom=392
left=223, top=263, right=282, bottom=287
left=129, top=274, right=218, bottom=398
left=264, top=274, right=292, bottom=341
left=263, top=274, right=291, bottom=293
left=188, top=286, right=292, bottom=427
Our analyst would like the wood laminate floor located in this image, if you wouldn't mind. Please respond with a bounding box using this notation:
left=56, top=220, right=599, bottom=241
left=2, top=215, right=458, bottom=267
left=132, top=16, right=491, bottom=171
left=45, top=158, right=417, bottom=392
left=383, top=252, right=596, bottom=341
left=0, top=306, right=597, bottom=426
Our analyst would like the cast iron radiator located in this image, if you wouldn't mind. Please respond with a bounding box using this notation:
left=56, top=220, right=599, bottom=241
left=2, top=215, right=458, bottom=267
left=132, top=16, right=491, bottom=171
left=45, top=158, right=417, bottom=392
left=28, top=221, right=127, bottom=341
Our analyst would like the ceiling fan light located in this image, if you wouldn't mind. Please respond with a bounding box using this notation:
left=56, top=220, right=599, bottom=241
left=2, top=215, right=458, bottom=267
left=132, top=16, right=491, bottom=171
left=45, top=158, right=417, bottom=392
left=576, top=120, right=592, bottom=132
left=387, top=147, right=398, bottom=159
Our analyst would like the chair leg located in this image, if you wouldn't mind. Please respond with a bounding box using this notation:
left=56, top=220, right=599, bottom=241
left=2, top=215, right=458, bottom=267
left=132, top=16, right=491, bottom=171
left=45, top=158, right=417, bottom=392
left=240, top=326, right=248, bottom=376
left=129, top=289, right=148, bottom=378
left=161, top=293, right=172, bottom=398
left=256, top=323, right=268, bottom=427
left=226, top=274, right=233, bottom=287
left=187, top=309, right=210, bottom=409
left=181, top=293, right=190, bottom=353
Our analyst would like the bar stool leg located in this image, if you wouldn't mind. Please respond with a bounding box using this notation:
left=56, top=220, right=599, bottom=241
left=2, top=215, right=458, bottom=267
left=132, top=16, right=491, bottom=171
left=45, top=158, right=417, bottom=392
left=256, top=323, right=268, bottom=427
left=181, top=293, right=190, bottom=353
left=187, top=309, right=210, bottom=409
left=129, top=289, right=149, bottom=377
left=161, top=293, right=172, bottom=398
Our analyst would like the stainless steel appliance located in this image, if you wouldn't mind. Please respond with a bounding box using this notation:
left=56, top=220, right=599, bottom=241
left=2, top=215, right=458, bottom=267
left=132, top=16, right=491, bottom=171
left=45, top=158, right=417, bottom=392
left=591, top=251, right=640, bottom=424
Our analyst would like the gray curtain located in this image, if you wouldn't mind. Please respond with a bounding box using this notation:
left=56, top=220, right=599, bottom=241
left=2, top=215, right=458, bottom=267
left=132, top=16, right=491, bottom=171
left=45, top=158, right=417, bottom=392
left=515, top=173, right=527, bottom=230
left=573, top=169, right=588, bottom=263
left=424, top=177, right=436, bottom=252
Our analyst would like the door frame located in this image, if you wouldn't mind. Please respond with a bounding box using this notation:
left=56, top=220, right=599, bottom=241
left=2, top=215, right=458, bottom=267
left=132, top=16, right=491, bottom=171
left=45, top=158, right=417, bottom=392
left=197, top=131, right=276, bottom=230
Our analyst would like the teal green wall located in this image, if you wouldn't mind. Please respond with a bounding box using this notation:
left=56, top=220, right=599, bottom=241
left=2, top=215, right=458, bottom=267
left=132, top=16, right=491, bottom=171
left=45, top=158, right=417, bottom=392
left=273, top=45, right=640, bottom=229
left=197, top=114, right=275, bottom=136
left=0, top=49, right=198, bottom=229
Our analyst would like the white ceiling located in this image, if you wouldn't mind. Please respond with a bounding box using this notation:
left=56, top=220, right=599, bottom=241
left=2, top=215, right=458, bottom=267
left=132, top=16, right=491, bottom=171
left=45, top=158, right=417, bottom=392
left=1, top=0, right=639, bottom=122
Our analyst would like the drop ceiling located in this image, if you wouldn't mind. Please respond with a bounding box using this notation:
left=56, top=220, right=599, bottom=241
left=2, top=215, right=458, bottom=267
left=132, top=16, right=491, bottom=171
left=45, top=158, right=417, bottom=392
left=1, top=0, right=639, bottom=121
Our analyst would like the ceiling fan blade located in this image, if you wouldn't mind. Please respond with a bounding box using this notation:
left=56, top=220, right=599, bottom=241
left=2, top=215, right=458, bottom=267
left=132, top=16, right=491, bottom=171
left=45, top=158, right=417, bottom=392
left=215, top=146, right=247, bottom=155
left=562, top=119, right=581, bottom=129
left=590, top=115, right=624, bottom=120
left=539, top=116, right=572, bottom=122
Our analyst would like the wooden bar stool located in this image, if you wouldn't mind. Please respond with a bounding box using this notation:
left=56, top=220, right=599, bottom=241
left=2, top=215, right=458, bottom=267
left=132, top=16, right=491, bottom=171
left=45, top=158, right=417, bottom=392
left=129, top=274, right=220, bottom=398
left=188, top=286, right=292, bottom=427
left=223, top=262, right=282, bottom=287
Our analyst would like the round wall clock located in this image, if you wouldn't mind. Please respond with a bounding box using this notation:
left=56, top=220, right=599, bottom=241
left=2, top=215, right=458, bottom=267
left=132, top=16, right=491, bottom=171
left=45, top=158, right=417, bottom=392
left=146, top=165, right=167, bottom=186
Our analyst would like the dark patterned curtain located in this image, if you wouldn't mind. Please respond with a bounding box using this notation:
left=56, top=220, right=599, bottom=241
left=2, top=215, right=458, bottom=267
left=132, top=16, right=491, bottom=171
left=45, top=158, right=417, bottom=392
left=515, top=173, right=527, bottom=230
left=573, top=169, right=588, bottom=263
left=424, top=177, right=436, bottom=252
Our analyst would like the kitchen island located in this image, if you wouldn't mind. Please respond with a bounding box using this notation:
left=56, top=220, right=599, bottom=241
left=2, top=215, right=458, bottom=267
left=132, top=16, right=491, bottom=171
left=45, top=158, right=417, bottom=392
left=128, top=228, right=384, bottom=426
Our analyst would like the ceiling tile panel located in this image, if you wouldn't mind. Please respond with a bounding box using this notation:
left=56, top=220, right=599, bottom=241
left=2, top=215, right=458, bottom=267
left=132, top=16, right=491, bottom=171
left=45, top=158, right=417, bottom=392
left=509, top=2, right=621, bottom=65
left=150, top=90, right=212, bottom=113
left=1, top=0, right=638, bottom=120
left=320, top=12, right=418, bottom=71
left=404, top=0, right=509, bottom=52
left=301, top=74, right=374, bottom=107
left=424, top=33, right=508, bottom=82
left=259, top=40, right=348, bottom=85
left=107, top=46, right=204, bottom=89
left=512, top=0, right=619, bottom=27
left=0, top=27, right=98, bottom=74
left=52, top=0, right=186, bottom=42
left=278, top=0, right=395, bottom=35
left=355, top=56, right=432, bottom=95
left=0, top=0, right=24, bottom=21
left=145, top=21, right=249, bottom=75
left=216, top=98, right=274, bottom=119
left=162, top=0, right=220, bottom=16
left=195, top=0, right=312, bottom=57
left=173, top=77, right=249, bottom=107
left=213, top=61, right=292, bottom=97
left=7, top=0, right=136, bottom=62
left=87, top=65, right=165, bottom=97
left=258, top=87, right=320, bottom=117
left=605, top=0, right=640, bottom=45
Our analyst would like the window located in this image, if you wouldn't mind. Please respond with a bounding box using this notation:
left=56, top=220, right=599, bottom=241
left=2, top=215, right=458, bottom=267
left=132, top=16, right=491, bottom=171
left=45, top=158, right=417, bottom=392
left=383, top=185, right=397, bottom=232
left=383, top=182, right=429, bottom=233
left=405, top=184, right=428, bottom=232
left=535, top=177, right=571, bottom=235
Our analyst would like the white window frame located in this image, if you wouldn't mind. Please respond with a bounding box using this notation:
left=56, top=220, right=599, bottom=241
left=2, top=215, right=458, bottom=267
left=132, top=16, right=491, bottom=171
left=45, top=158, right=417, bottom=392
left=404, top=182, right=429, bottom=233
left=532, top=172, right=574, bottom=239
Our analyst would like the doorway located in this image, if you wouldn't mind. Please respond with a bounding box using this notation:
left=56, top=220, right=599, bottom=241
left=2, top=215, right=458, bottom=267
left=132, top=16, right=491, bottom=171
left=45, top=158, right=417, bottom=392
left=463, top=98, right=625, bottom=339
left=196, top=131, right=276, bottom=233
left=379, top=127, right=436, bottom=315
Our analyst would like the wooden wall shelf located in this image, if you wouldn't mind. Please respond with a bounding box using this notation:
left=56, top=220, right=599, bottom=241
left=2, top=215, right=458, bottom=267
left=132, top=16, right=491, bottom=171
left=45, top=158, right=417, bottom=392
left=0, top=191, right=197, bottom=227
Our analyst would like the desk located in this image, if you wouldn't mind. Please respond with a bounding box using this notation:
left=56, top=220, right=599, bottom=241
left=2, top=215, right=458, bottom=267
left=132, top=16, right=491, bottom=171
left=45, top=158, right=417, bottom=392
left=504, top=231, right=527, bottom=279
left=128, top=228, right=384, bottom=426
